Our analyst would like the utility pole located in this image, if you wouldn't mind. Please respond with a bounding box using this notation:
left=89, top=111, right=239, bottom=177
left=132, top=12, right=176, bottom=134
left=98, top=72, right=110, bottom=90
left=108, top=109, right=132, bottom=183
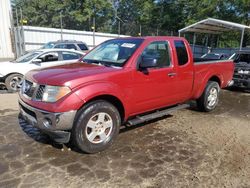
left=115, top=15, right=124, bottom=37
left=15, top=8, right=21, bottom=57
left=20, top=8, right=25, bottom=53
left=92, top=16, right=95, bottom=46
left=60, top=11, right=63, bottom=40
left=114, top=5, right=124, bottom=37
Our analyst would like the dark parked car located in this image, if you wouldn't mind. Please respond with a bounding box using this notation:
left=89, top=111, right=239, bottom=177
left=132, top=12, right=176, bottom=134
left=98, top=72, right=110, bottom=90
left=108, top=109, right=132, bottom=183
left=230, top=51, right=250, bottom=89
left=201, top=53, right=230, bottom=60
left=42, top=40, right=89, bottom=52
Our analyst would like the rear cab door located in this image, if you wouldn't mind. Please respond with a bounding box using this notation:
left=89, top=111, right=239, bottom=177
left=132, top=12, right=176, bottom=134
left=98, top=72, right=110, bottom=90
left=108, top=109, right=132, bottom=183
left=172, top=39, right=194, bottom=101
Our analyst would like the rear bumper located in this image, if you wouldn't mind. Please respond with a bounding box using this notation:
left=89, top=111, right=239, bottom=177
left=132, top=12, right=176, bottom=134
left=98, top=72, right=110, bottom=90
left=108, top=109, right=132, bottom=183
left=19, top=99, right=77, bottom=143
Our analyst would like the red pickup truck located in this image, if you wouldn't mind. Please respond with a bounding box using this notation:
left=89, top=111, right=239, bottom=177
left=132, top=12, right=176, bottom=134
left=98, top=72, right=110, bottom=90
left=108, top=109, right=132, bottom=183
left=19, top=37, right=234, bottom=153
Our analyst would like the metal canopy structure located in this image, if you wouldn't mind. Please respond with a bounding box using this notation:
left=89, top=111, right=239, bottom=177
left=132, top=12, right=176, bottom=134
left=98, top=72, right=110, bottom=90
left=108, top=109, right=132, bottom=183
left=178, top=18, right=250, bottom=50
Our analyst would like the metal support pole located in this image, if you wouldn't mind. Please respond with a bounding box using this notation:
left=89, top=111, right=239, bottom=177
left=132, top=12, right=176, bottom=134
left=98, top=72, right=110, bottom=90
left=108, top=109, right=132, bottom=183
left=60, top=11, right=63, bottom=40
left=178, top=32, right=180, bottom=37
left=205, top=34, right=208, bottom=47
left=240, top=28, right=245, bottom=50
left=139, top=25, right=141, bottom=36
left=216, top=35, right=219, bottom=48
left=192, top=33, right=196, bottom=53
left=118, top=20, right=120, bottom=37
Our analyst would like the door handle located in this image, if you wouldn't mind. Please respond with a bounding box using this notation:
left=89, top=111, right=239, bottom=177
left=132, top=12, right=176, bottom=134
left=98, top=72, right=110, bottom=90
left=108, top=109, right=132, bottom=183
left=168, top=72, right=177, bottom=77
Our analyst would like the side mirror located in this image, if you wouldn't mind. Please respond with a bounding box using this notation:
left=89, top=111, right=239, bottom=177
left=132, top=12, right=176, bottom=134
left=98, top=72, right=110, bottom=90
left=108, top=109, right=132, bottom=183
left=32, top=59, right=42, bottom=64
left=139, top=56, right=157, bottom=69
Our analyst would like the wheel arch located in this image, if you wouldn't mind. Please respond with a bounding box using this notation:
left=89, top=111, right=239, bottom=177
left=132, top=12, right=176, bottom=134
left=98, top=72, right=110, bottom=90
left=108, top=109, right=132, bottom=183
left=194, top=74, right=222, bottom=99
left=79, top=94, right=126, bottom=123
left=208, top=75, right=221, bottom=87
left=3, top=72, right=24, bottom=80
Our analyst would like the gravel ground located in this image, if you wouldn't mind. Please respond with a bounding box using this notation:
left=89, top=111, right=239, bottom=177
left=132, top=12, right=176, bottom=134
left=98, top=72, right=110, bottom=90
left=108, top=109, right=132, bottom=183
left=0, top=89, right=249, bottom=188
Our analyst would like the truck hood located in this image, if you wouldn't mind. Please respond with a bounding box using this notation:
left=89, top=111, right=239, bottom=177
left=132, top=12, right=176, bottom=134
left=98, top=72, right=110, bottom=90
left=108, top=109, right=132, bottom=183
left=26, top=62, right=121, bottom=88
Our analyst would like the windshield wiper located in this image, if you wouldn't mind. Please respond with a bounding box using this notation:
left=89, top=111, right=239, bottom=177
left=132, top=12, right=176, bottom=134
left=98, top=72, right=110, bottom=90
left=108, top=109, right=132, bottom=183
left=84, top=59, right=111, bottom=67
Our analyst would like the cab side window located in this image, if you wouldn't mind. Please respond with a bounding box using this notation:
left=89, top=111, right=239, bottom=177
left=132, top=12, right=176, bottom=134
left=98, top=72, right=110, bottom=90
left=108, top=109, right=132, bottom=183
left=38, top=52, right=59, bottom=62
left=142, top=41, right=171, bottom=68
left=174, top=40, right=188, bottom=66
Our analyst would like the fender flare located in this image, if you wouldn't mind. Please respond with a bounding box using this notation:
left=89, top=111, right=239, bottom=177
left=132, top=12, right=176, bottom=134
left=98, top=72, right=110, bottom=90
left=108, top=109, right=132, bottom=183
left=194, top=73, right=222, bottom=99
left=73, top=81, right=129, bottom=119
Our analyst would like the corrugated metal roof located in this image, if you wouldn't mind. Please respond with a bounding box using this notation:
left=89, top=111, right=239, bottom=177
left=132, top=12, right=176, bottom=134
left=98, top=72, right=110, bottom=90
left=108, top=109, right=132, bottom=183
left=179, top=18, right=250, bottom=34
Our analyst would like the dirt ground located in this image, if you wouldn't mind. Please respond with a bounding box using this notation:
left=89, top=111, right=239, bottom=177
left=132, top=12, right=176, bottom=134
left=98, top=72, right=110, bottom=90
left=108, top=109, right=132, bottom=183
left=0, top=89, right=249, bottom=188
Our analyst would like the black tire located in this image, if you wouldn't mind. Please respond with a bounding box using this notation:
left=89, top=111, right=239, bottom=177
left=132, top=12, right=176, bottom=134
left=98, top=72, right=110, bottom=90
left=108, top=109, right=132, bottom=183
left=72, top=100, right=121, bottom=153
left=197, top=81, right=220, bottom=112
left=5, top=73, right=23, bottom=93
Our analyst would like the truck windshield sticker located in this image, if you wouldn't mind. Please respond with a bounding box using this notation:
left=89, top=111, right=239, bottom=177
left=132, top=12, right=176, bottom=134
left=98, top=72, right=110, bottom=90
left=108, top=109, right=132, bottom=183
left=121, top=43, right=136, bottom=48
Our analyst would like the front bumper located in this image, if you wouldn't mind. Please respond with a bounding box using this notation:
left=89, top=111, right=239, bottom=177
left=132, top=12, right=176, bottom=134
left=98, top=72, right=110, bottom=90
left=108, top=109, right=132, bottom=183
left=0, top=74, right=4, bottom=82
left=233, top=77, right=250, bottom=88
left=19, top=99, right=77, bottom=143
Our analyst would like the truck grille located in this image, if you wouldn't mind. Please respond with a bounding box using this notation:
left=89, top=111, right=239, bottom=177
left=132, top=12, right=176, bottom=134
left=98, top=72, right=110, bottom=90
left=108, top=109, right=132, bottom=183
left=234, top=67, right=250, bottom=79
left=22, top=80, right=45, bottom=101
left=22, top=80, right=36, bottom=98
left=36, top=85, right=46, bottom=100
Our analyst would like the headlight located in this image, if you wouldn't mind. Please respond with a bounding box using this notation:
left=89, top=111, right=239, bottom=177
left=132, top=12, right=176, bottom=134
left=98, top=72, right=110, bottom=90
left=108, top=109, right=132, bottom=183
left=42, top=85, right=71, bottom=102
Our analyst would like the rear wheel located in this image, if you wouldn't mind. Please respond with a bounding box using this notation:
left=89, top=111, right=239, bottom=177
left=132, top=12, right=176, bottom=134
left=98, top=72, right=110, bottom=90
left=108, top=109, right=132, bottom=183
left=5, top=74, right=23, bottom=93
left=72, top=100, right=121, bottom=153
left=197, top=81, right=220, bottom=112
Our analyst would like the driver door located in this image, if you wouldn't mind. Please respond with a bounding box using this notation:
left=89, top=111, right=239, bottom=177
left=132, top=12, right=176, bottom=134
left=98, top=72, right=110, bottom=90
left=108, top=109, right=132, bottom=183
left=131, top=41, right=179, bottom=114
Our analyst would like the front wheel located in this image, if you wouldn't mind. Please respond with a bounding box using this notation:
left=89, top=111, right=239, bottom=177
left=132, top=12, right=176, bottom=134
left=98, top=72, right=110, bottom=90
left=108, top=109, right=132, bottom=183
left=72, top=100, right=121, bottom=153
left=5, top=73, right=23, bottom=93
left=197, top=81, right=220, bottom=112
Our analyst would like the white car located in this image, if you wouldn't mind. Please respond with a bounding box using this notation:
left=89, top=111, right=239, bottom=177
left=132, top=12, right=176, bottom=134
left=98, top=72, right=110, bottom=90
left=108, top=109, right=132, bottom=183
left=0, top=49, right=84, bottom=92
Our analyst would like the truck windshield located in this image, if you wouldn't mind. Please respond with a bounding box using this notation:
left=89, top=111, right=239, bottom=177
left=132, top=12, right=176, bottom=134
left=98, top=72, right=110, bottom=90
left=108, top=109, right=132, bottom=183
left=83, top=38, right=144, bottom=67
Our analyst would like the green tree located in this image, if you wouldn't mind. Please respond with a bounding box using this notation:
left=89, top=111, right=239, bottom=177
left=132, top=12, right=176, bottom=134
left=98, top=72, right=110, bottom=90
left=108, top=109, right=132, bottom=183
left=12, top=0, right=250, bottom=47
left=13, top=0, right=113, bottom=32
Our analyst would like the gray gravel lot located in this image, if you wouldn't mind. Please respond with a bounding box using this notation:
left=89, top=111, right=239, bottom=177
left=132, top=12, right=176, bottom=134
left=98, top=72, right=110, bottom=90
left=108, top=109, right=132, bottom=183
left=0, top=89, right=249, bottom=188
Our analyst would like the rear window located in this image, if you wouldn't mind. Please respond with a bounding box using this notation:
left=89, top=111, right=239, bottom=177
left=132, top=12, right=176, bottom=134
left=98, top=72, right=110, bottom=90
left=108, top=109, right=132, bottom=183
left=174, top=40, right=188, bottom=66
left=77, top=43, right=88, bottom=51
